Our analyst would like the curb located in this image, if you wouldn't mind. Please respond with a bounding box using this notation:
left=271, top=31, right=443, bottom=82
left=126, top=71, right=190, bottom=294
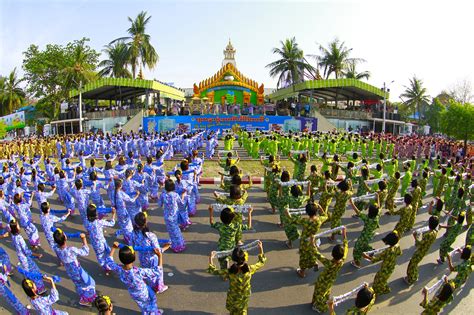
left=200, top=177, right=263, bottom=185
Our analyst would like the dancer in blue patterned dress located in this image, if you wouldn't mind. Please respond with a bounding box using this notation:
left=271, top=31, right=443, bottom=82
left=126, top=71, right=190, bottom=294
left=131, top=212, right=169, bottom=293
left=87, top=204, right=116, bottom=273
left=22, top=276, right=68, bottom=315
left=40, top=202, right=70, bottom=261
left=11, top=193, right=41, bottom=248
left=158, top=179, right=186, bottom=252
left=113, top=179, right=139, bottom=245
left=0, top=266, right=30, bottom=315
left=53, top=229, right=97, bottom=306
left=122, top=169, right=144, bottom=220
left=7, top=220, right=46, bottom=294
left=174, top=170, right=192, bottom=230
left=106, top=243, right=163, bottom=314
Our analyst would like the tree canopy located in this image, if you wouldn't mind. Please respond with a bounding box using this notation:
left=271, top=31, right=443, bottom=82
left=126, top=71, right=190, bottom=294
left=0, top=68, right=26, bottom=116
left=266, top=37, right=316, bottom=89
left=440, top=101, right=474, bottom=147
left=22, top=38, right=99, bottom=121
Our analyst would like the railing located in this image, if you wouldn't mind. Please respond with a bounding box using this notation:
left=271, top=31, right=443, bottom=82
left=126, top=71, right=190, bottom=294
left=318, top=108, right=373, bottom=120
left=84, top=108, right=142, bottom=120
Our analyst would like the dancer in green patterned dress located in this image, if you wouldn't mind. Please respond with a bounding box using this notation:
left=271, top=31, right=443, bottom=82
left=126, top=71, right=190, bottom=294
left=218, top=151, right=240, bottom=172
left=385, top=172, right=401, bottom=215
left=311, top=227, right=348, bottom=313
left=214, top=185, right=249, bottom=246
left=420, top=279, right=455, bottom=315
left=276, top=170, right=292, bottom=230
left=260, top=155, right=278, bottom=193
left=283, top=184, right=310, bottom=248
left=405, top=216, right=439, bottom=285
left=208, top=241, right=266, bottom=315
left=438, top=211, right=465, bottom=263
left=330, top=155, right=341, bottom=181
left=419, top=171, right=429, bottom=197
left=375, top=180, right=388, bottom=210
left=289, top=151, right=308, bottom=181
left=329, top=180, right=352, bottom=241
left=306, top=165, right=322, bottom=198
left=354, top=167, right=371, bottom=211
left=434, top=168, right=447, bottom=198
left=447, top=246, right=472, bottom=289
left=209, top=206, right=252, bottom=269
left=318, top=171, right=335, bottom=216
left=364, top=231, right=402, bottom=295
left=286, top=202, right=327, bottom=277
left=392, top=193, right=414, bottom=235
left=328, top=283, right=376, bottom=315
left=400, top=163, right=412, bottom=197
left=267, top=165, right=281, bottom=214
left=349, top=202, right=380, bottom=268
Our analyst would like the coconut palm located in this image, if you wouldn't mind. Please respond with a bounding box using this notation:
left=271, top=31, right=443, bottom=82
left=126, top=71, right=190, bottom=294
left=400, top=76, right=430, bottom=123
left=344, top=61, right=370, bottom=80
left=0, top=68, right=26, bottom=116
left=113, top=11, right=158, bottom=78
left=266, top=37, right=316, bottom=89
left=98, top=42, right=132, bottom=78
left=63, top=39, right=97, bottom=89
left=310, top=38, right=365, bottom=79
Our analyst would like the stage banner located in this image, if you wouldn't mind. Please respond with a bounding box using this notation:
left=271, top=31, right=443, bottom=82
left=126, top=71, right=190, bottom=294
left=143, top=115, right=318, bottom=133
left=0, top=111, right=26, bottom=131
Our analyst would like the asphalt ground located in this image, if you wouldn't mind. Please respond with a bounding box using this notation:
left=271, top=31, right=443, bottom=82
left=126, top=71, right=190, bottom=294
left=0, top=182, right=472, bottom=314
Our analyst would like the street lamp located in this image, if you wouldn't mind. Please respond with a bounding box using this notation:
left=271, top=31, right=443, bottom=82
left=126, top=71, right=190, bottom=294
left=78, top=80, right=83, bottom=133
left=381, top=80, right=394, bottom=133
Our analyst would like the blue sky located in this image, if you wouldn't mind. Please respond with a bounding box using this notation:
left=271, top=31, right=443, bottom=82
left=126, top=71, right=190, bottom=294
left=1, top=0, right=473, bottom=100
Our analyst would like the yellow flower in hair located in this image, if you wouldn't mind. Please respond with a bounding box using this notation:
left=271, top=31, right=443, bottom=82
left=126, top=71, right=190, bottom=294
left=128, top=246, right=135, bottom=255
left=143, top=212, right=148, bottom=218
left=228, top=206, right=235, bottom=213
left=25, top=279, right=34, bottom=287
left=56, top=228, right=63, bottom=234
left=103, top=295, right=111, bottom=306
left=244, top=251, right=249, bottom=261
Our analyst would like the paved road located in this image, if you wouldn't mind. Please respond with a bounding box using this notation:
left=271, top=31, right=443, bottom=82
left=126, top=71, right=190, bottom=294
left=1, top=184, right=472, bottom=314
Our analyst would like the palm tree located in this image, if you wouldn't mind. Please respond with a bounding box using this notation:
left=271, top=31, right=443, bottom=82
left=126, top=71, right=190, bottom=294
left=266, top=37, right=315, bottom=89
left=344, top=61, right=370, bottom=80
left=400, top=76, right=430, bottom=123
left=113, top=11, right=158, bottom=78
left=0, top=68, right=26, bottom=116
left=98, top=42, right=132, bottom=78
left=63, top=40, right=97, bottom=89
left=310, top=38, right=365, bottom=79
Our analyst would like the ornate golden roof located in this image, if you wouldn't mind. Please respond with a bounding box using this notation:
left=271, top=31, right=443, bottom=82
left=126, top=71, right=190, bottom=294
left=193, top=62, right=264, bottom=96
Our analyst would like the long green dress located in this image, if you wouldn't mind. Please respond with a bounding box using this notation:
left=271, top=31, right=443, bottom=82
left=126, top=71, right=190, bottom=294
left=267, top=171, right=281, bottom=208
left=352, top=213, right=380, bottom=265
left=312, top=239, right=348, bottom=312
left=406, top=229, right=438, bottom=284
left=355, top=176, right=371, bottom=211
left=420, top=291, right=454, bottom=315
left=208, top=254, right=267, bottom=315
left=385, top=176, right=400, bottom=214
left=393, top=204, right=414, bottom=235
left=211, top=221, right=249, bottom=269
left=283, top=195, right=309, bottom=242
left=291, top=214, right=328, bottom=270
left=439, top=222, right=463, bottom=262
left=319, top=180, right=334, bottom=215
left=216, top=193, right=248, bottom=244
left=331, top=190, right=353, bottom=229
left=371, top=244, right=402, bottom=295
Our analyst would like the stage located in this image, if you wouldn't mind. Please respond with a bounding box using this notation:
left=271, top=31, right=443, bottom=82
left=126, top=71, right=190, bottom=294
left=143, top=114, right=318, bottom=133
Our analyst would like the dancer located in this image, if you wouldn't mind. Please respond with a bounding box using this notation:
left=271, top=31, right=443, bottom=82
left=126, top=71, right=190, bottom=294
left=107, top=243, right=163, bottom=314
left=405, top=216, right=439, bottom=285
left=349, top=203, right=380, bottom=269
left=311, top=227, right=348, bottom=313
left=364, top=231, right=402, bottom=295
left=286, top=202, right=327, bottom=277
left=420, top=279, right=455, bottom=314
left=447, top=246, right=472, bottom=288
left=208, top=241, right=266, bottom=315
left=438, top=212, right=465, bottom=263
left=53, top=229, right=97, bottom=306
left=392, top=194, right=414, bottom=235
left=87, top=204, right=116, bottom=274
left=158, top=179, right=186, bottom=252
left=22, top=276, right=68, bottom=314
